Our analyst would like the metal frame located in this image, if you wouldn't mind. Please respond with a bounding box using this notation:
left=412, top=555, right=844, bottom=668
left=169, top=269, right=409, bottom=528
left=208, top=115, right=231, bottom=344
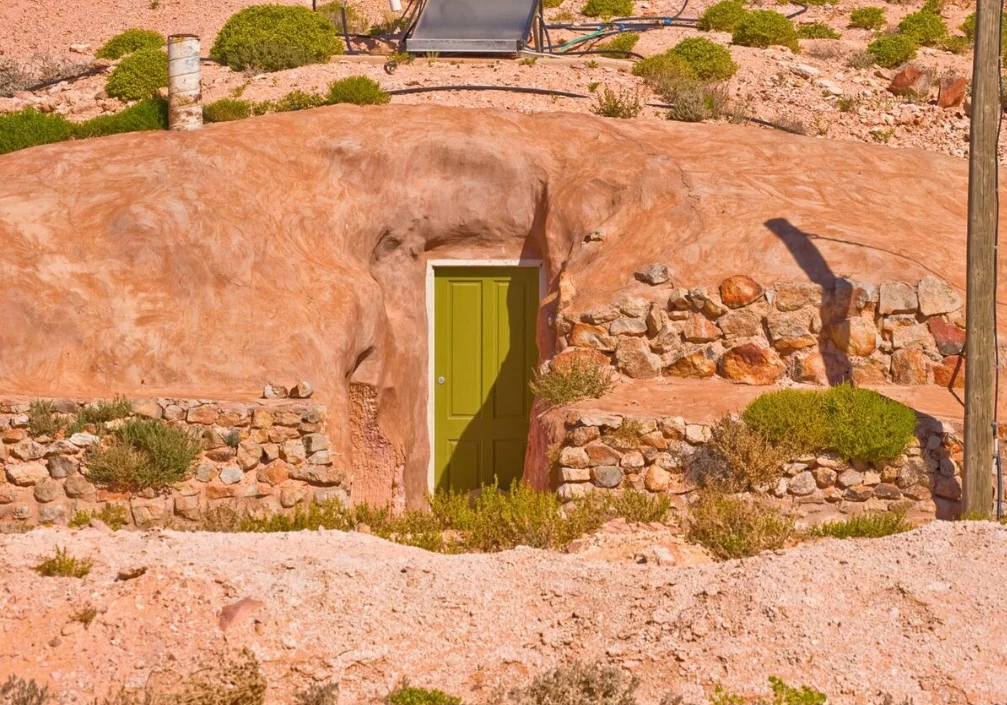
left=405, top=0, right=541, bottom=54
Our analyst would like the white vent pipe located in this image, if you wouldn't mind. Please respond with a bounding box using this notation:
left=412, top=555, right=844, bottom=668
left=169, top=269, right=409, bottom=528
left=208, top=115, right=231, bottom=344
left=167, top=34, right=202, bottom=131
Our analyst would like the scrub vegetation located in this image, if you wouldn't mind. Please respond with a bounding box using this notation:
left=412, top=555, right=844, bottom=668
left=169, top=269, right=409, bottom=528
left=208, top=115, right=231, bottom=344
left=530, top=353, right=614, bottom=405
left=211, top=5, right=342, bottom=72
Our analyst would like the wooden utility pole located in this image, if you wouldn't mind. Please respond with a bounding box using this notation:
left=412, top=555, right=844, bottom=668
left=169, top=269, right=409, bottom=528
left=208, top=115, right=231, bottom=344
left=963, top=0, right=1001, bottom=515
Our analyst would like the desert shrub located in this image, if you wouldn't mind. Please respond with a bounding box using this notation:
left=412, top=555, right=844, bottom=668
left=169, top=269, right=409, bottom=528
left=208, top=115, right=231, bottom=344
left=203, top=97, right=253, bottom=122
left=940, top=35, right=969, bottom=54
left=898, top=10, right=947, bottom=46
left=742, top=388, right=829, bottom=452
left=796, top=22, right=840, bottom=39
left=823, top=384, right=916, bottom=464
left=295, top=683, right=339, bottom=705
left=602, top=419, right=645, bottom=450
left=849, top=7, right=886, bottom=30
left=632, top=51, right=695, bottom=91
left=592, top=84, right=642, bottom=117
left=73, top=98, right=167, bottom=138
left=166, top=649, right=266, bottom=705
left=606, top=489, right=671, bottom=523
left=687, top=492, right=795, bottom=560
left=665, top=80, right=727, bottom=121
left=0, top=676, right=52, bottom=705
left=33, top=546, right=93, bottom=578
left=733, top=10, right=799, bottom=52
left=386, top=683, right=461, bottom=705
left=326, top=75, right=390, bottom=105
left=698, top=1, right=749, bottom=32
left=104, top=48, right=167, bottom=101
left=86, top=419, right=200, bottom=492
left=846, top=49, right=876, bottom=68
left=582, top=0, right=634, bottom=18
left=96, top=29, right=164, bottom=59
left=507, top=661, right=638, bottom=705
left=71, top=605, right=98, bottom=628
left=960, top=12, right=976, bottom=41
left=696, top=416, right=792, bottom=492
left=671, top=37, right=738, bottom=80
left=69, top=504, right=130, bottom=530
left=66, top=394, right=133, bottom=434
left=316, top=1, right=368, bottom=33
left=276, top=89, right=328, bottom=111
left=810, top=511, right=911, bottom=539
left=211, top=5, right=341, bottom=72
left=867, top=33, right=917, bottom=67
left=0, top=108, right=75, bottom=155
left=597, top=32, right=640, bottom=57
left=28, top=400, right=63, bottom=437
left=711, top=678, right=826, bottom=705
left=530, top=353, right=613, bottom=406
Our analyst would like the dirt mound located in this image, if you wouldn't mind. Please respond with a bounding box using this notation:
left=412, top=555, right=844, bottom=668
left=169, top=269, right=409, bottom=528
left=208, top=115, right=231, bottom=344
left=1, top=521, right=1005, bottom=704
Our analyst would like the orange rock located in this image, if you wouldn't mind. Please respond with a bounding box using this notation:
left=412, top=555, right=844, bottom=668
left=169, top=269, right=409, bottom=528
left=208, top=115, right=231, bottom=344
left=891, top=348, right=930, bottom=385
left=937, top=75, right=967, bottom=109
left=828, top=318, right=877, bottom=357
left=683, top=313, right=722, bottom=343
left=793, top=351, right=829, bottom=386
left=933, top=355, right=965, bottom=389
left=888, top=65, right=929, bottom=97
left=719, top=275, right=764, bottom=308
left=664, top=346, right=718, bottom=378
left=718, top=343, right=784, bottom=385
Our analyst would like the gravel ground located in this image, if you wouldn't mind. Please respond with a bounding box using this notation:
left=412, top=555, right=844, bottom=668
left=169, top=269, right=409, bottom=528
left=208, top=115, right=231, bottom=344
left=1, top=520, right=1005, bottom=705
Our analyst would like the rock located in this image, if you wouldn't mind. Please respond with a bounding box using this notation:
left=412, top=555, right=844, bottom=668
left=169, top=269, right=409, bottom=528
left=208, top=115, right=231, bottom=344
left=664, top=345, right=718, bottom=378
left=618, top=297, right=650, bottom=318
left=251, top=408, right=274, bottom=429
left=937, top=75, right=967, bottom=108
left=236, top=440, right=263, bottom=471
left=827, top=279, right=876, bottom=321
left=891, top=323, right=935, bottom=351
left=6, top=462, right=49, bottom=486
left=850, top=355, right=890, bottom=385
left=789, top=63, right=821, bottom=78
left=281, top=439, right=307, bottom=464
left=186, top=405, right=219, bottom=425
left=577, top=412, right=623, bottom=428
left=933, top=475, right=962, bottom=501
left=45, top=440, right=77, bottom=456
left=891, top=348, right=930, bottom=385
left=812, top=466, right=837, bottom=488
left=836, top=469, right=863, bottom=488
left=218, top=597, right=265, bottom=631
left=130, top=499, right=167, bottom=528
left=719, top=275, right=764, bottom=308
left=873, top=483, right=902, bottom=500
left=289, top=380, right=314, bottom=398
left=765, top=309, right=817, bottom=353
left=302, top=433, right=329, bottom=455
left=63, top=474, right=96, bottom=500
left=69, top=43, right=91, bottom=53
left=559, top=446, right=590, bottom=468
left=878, top=282, right=918, bottom=315
left=69, top=432, right=99, bottom=448
left=683, top=313, right=722, bottom=343
left=658, top=416, right=686, bottom=439
left=33, top=479, right=61, bottom=503
left=917, top=275, right=962, bottom=316
left=635, top=264, right=670, bottom=285
left=933, top=355, right=964, bottom=389
left=45, top=454, right=78, bottom=479
left=928, top=318, right=966, bottom=356
left=279, top=484, right=307, bottom=508
left=888, top=65, right=930, bottom=98
left=557, top=483, right=588, bottom=502
left=644, top=465, right=671, bottom=492
left=717, top=308, right=764, bottom=338
left=174, top=494, right=202, bottom=521
left=793, top=352, right=829, bottom=386
left=646, top=303, right=669, bottom=336
left=862, top=471, right=881, bottom=486
left=718, top=343, right=784, bottom=385
left=263, top=383, right=289, bottom=399
left=685, top=424, right=710, bottom=444
left=615, top=337, right=663, bottom=378
left=569, top=323, right=615, bottom=351
left=131, top=399, right=162, bottom=419
left=591, top=465, right=624, bottom=488
left=788, top=471, right=817, bottom=496
left=609, top=317, right=648, bottom=336
left=582, top=306, right=619, bottom=324
left=688, top=287, right=728, bottom=318
left=584, top=441, right=622, bottom=466
left=10, top=440, right=45, bottom=461
left=828, top=317, right=877, bottom=356
left=773, top=281, right=823, bottom=311
left=289, top=464, right=346, bottom=485
left=666, top=288, right=691, bottom=311
left=620, top=451, right=645, bottom=469
left=219, top=466, right=244, bottom=485
left=844, top=485, right=874, bottom=502
left=569, top=426, right=600, bottom=446
left=39, top=504, right=66, bottom=524
left=559, top=466, right=590, bottom=482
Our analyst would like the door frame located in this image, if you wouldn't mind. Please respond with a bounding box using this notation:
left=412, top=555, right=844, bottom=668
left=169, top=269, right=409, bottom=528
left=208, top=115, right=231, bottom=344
left=425, top=259, right=546, bottom=494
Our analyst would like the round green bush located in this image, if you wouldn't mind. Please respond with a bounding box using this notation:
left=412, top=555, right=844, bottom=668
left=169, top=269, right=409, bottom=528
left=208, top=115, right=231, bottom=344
left=671, top=37, right=738, bottom=80
left=203, top=97, right=253, bottom=122
left=105, top=48, right=168, bottom=101
left=742, top=388, right=829, bottom=453
left=326, top=76, right=390, bottom=105
left=0, top=108, right=75, bottom=155
left=898, top=10, right=947, bottom=46
left=96, top=29, right=165, bottom=60
left=582, top=0, right=633, bottom=19
left=824, top=385, right=917, bottom=465
left=796, top=21, right=840, bottom=39
left=632, top=51, right=695, bottom=83
left=211, top=5, right=342, bottom=72
left=732, top=10, right=799, bottom=52
left=867, top=33, right=917, bottom=68
left=697, top=0, right=749, bottom=32
left=849, top=7, right=886, bottom=31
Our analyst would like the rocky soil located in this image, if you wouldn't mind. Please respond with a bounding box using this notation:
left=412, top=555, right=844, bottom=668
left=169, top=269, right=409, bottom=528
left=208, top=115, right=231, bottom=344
left=1, top=520, right=1006, bottom=705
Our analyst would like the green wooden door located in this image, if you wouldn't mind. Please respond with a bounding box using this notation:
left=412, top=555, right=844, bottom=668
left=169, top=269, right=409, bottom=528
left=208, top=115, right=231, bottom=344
left=434, top=267, right=539, bottom=493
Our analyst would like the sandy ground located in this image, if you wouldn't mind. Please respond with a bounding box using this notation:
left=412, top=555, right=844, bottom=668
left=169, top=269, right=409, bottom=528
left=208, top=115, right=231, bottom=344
left=1, top=520, right=1006, bottom=705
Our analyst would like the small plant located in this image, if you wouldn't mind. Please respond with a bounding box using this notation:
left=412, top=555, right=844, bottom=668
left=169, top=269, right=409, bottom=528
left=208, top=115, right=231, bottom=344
left=597, top=32, right=639, bottom=57
left=824, top=384, right=917, bottom=465
left=836, top=95, right=859, bottom=112
left=940, top=35, right=969, bottom=54
left=274, top=89, right=327, bottom=111
left=295, top=683, right=339, bottom=705
left=507, top=661, right=638, bottom=705
left=591, top=84, right=642, bottom=118
left=0, top=676, right=52, bottom=705
left=203, top=97, right=253, bottom=122
left=104, top=48, right=167, bottom=101
left=671, top=37, right=737, bottom=80
left=167, top=649, right=266, bottom=705
left=687, top=492, right=795, bottom=560
left=849, top=7, right=886, bottom=30
left=632, top=51, right=695, bottom=86
left=211, top=5, right=342, bottom=72
left=898, top=10, right=947, bottom=46
left=86, top=419, right=201, bottom=492
left=28, top=399, right=63, bottom=437
left=696, top=416, right=792, bottom=492
left=530, top=353, right=613, bottom=406
left=870, top=127, right=894, bottom=142
left=33, top=546, right=93, bottom=578
left=603, top=419, right=645, bottom=450
left=587, top=81, right=600, bottom=92
left=544, top=0, right=565, bottom=7
left=732, top=10, right=799, bottom=52
left=72, top=98, right=168, bottom=138
left=742, top=388, right=829, bottom=452
left=765, top=677, right=827, bottom=705
left=316, top=1, right=369, bottom=33
left=606, top=489, right=671, bottom=523
left=796, top=22, right=840, bottom=40
left=697, top=0, right=749, bottom=32
left=585, top=58, right=599, bottom=68
left=66, top=395, right=133, bottom=434
left=582, top=0, right=634, bottom=19
left=70, top=504, right=131, bottom=530
left=867, top=33, right=918, bottom=67
left=96, top=29, right=164, bottom=59
left=386, top=682, right=461, bottom=705
left=71, top=605, right=98, bottom=628
left=519, top=56, right=538, bottom=66
left=811, top=511, right=912, bottom=539
left=327, top=75, right=391, bottom=105
left=846, top=50, right=876, bottom=68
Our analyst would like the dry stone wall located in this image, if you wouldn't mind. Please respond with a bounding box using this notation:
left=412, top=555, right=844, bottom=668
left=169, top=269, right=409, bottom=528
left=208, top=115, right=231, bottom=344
left=551, top=408, right=964, bottom=522
left=0, top=398, right=342, bottom=528
left=556, top=271, right=971, bottom=387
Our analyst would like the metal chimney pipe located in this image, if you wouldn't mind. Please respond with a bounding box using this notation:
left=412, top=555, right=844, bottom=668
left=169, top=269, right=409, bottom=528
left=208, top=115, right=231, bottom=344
left=167, top=34, right=202, bottom=131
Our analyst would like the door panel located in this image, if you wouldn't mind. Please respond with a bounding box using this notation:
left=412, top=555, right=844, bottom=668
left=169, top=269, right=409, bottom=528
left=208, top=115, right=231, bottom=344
left=434, top=267, right=538, bottom=493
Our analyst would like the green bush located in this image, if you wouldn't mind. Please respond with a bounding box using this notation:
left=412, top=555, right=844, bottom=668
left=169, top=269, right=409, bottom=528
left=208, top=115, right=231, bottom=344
left=530, top=352, right=613, bottom=406
left=742, top=388, right=829, bottom=451
left=203, top=97, right=253, bottom=122
left=33, top=546, right=93, bottom=578
left=867, top=33, right=917, bottom=67
left=275, top=89, right=328, bottom=110
left=582, top=0, right=634, bottom=18
left=960, top=12, right=976, bottom=42
left=849, top=7, right=886, bottom=30
left=0, top=108, right=75, bottom=155
left=664, top=80, right=727, bottom=122
left=326, top=75, right=390, bottom=105
left=597, top=32, right=640, bottom=57
left=632, top=51, right=695, bottom=85
left=28, top=400, right=63, bottom=437
left=898, top=10, right=947, bottom=46
left=698, top=0, right=749, bottom=32
left=86, top=419, right=200, bottom=492
left=796, top=22, right=840, bottom=39
left=507, top=661, right=638, bottom=705
left=733, top=10, right=799, bottom=52
left=96, top=29, right=164, bottom=59
left=211, top=5, right=341, bottom=72
left=104, top=48, right=167, bottom=101
left=315, top=1, right=369, bottom=33
left=671, top=37, right=738, bottom=80
left=940, top=35, right=970, bottom=54
left=810, top=511, right=911, bottom=539
left=73, top=98, right=167, bottom=138
left=386, top=684, right=461, bottom=705
left=687, top=492, right=795, bottom=560
left=69, top=505, right=130, bottom=531
left=66, top=395, right=133, bottom=434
